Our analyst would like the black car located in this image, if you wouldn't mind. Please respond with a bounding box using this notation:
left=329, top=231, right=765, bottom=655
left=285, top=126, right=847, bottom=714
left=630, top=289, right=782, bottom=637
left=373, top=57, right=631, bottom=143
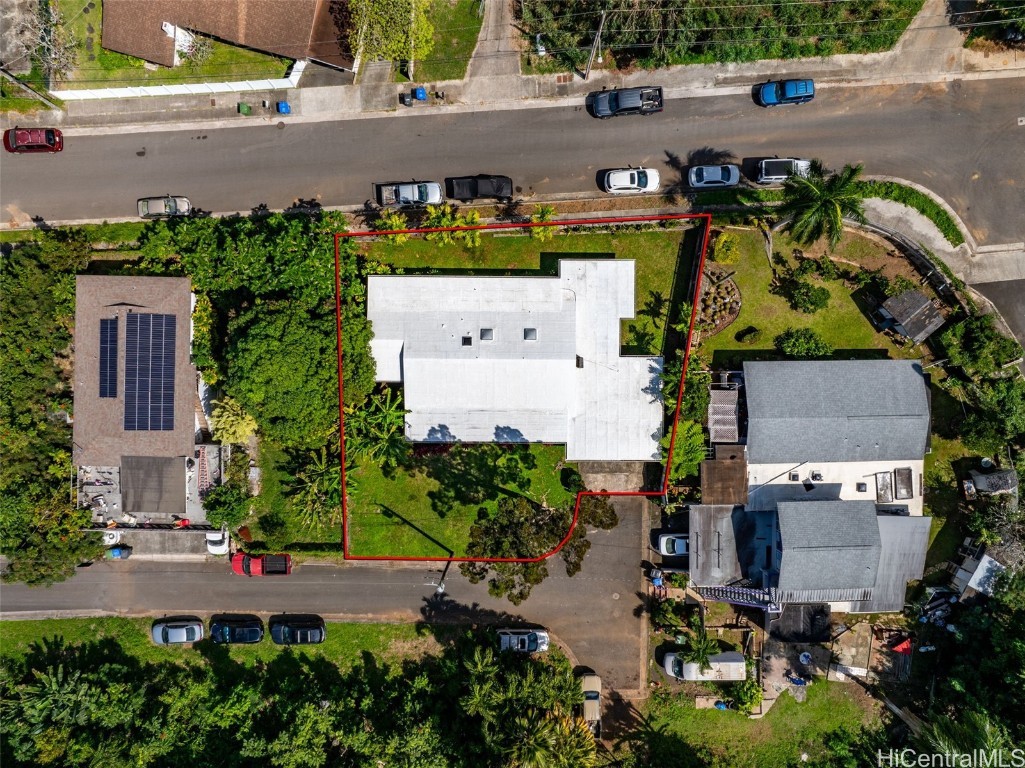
left=445, top=174, right=514, bottom=203
left=210, top=616, right=264, bottom=645
left=270, top=616, right=326, bottom=645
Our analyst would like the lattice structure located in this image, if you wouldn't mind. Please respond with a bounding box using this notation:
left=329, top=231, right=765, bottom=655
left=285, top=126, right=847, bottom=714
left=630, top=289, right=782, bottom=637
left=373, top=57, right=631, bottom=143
left=708, top=388, right=739, bottom=444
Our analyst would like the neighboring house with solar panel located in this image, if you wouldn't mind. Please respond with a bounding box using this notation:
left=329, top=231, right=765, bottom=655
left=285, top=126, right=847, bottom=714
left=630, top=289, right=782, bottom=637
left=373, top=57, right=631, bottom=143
left=73, top=276, right=220, bottom=540
left=688, top=360, right=933, bottom=614
left=365, top=259, right=663, bottom=461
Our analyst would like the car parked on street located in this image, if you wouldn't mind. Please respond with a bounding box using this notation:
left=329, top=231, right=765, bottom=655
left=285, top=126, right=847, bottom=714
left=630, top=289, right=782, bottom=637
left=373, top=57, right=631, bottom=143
left=590, top=86, right=664, bottom=118
left=232, top=552, right=292, bottom=576
left=497, top=629, right=550, bottom=653
left=210, top=616, right=264, bottom=645
left=687, top=164, right=741, bottom=189
left=138, top=195, right=191, bottom=218
left=206, top=528, right=230, bottom=556
left=3, top=127, right=63, bottom=153
left=603, top=167, right=660, bottom=194
left=658, top=534, right=689, bottom=557
left=579, top=673, right=602, bottom=737
left=756, top=78, right=815, bottom=107
left=270, top=616, right=326, bottom=645
left=152, top=617, right=204, bottom=645
left=445, top=174, right=514, bottom=203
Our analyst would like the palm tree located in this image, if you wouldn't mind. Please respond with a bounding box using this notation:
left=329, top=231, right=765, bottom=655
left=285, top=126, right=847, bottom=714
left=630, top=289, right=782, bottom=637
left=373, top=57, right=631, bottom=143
left=917, top=709, right=1010, bottom=754
left=343, top=387, right=410, bottom=473
left=211, top=396, right=258, bottom=445
left=292, top=445, right=343, bottom=529
left=504, top=710, right=559, bottom=768
left=682, top=628, right=720, bottom=673
left=20, top=664, right=97, bottom=730
left=778, top=163, right=867, bottom=248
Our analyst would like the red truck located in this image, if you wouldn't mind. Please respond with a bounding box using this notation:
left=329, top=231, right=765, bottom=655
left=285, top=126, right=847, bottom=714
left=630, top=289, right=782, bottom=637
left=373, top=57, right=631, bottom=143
left=231, top=552, right=292, bottom=576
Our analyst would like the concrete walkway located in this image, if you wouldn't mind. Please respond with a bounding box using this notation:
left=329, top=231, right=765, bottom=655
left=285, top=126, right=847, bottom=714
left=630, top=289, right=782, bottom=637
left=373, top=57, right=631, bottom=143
left=465, top=0, right=522, bottom=80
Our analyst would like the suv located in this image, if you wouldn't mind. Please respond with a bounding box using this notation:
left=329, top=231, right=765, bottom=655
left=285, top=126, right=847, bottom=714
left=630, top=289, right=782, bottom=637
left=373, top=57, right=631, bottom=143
left=210, top=616, right=264, bottom=645
left=756, top=158, right=812, bottom=185
left=270, top=616, right=326, bottom=645
left=756, top=79, right=815, bottom=107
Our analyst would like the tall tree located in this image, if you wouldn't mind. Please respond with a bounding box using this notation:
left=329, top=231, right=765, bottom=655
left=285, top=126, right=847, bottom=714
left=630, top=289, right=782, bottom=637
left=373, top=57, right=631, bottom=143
left=779, top=163, right=867, bottom=248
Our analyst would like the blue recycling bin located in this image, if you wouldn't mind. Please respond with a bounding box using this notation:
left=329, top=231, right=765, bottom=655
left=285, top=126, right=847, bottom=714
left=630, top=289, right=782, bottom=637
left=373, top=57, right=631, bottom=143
left=276, top=101, right=291, bottom=115
left=413, top=86, right=427, bottom=101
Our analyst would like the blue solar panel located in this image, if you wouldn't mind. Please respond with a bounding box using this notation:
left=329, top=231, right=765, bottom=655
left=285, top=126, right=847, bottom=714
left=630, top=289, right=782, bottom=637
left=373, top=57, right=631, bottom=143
left=99, top=318, right=118, bottom=398
left=124, top=313, right=176, bottom=431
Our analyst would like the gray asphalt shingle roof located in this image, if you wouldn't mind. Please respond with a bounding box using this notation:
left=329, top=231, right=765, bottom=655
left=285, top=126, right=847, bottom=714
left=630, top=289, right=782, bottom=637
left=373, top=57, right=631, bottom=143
left=744, top=360, right=930, bottom=464
left=777, top=500, right=881, bottom=596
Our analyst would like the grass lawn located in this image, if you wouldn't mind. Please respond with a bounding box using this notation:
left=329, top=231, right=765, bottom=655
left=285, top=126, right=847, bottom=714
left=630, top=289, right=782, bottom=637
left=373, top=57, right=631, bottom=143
left=56, top=0, right=289, bottom=89
left=347, top=444, right=577, bottom=557
left=0, top=617, right=449, bottom=670
left=696, top=228, right=922, bottom=367
left=647, top=680, right=879, bottom=767
left=399, top=0, right=484, bottom=83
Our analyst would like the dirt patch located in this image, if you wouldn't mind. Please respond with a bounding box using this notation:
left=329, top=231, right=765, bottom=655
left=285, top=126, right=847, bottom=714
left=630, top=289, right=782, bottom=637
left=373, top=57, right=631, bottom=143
left=386, top=634, right=444, bottom=662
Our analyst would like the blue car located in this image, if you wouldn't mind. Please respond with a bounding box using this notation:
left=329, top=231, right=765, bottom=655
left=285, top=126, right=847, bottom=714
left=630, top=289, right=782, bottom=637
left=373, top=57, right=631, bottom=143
left=757, top=79, right=815, bottom=107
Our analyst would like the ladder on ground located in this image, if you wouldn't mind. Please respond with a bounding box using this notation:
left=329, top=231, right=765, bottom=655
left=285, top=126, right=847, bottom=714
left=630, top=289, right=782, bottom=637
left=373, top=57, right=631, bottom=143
left=197, top=446, right=211, bottom=495
left=698, top=584, right=782, bottom=614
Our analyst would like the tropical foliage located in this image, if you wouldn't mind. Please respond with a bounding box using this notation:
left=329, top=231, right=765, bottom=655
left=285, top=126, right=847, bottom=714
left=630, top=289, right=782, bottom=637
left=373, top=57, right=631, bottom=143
left=661, top=420, right=707, bottom=483
left=211, top=396, right=258, bottom=445
left=774, top=327, right=834, bottom=358
left=779, top=164, right=867, bottom=248
left=347, top=0, right=435, bottom=65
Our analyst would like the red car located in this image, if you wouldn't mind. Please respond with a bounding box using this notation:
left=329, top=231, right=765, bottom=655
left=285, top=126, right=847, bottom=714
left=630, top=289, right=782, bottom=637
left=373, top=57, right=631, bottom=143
left=3, top=127, right=63, bottom=153
left=231, top=552, right=292, bottom=576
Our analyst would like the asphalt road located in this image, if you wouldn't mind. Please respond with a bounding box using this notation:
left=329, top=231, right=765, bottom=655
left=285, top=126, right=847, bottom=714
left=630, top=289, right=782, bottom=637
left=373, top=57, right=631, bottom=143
left=2, top=79, right=1022, bottom=245
left=0, top=497, right=650, bottom=695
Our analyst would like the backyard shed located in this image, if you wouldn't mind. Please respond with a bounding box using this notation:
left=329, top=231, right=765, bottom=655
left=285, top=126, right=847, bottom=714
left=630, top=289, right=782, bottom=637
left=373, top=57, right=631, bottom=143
left=879, top=290, right=945, bottom=344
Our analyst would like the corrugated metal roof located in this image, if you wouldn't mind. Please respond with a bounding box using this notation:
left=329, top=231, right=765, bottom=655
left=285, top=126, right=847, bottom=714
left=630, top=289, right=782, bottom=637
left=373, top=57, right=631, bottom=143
left=709, top=388, right=739, bottom=444
left=777, top=500, right=881, bottom=593
left=744, top=360, right=930, bottom=464
left=367, top=260, right=662, bottom=461
left=850, top=514, right=931, bottom=612
left=688, top=504, right=745, bottom=586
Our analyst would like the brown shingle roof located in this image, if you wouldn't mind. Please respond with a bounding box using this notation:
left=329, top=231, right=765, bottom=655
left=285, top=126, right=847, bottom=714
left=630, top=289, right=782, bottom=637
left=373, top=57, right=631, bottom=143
left=101, top=0, right=354, bottom=69
left=73, top=276, right=196, bottom=467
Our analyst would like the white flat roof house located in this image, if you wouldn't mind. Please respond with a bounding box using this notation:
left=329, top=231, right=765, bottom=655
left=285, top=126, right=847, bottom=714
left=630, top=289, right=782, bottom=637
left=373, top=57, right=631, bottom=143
left=366, top=259, right=663, bottom=461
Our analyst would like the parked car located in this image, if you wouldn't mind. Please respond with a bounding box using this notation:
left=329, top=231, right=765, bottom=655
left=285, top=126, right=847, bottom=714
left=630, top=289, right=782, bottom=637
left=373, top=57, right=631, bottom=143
left=658, top=534, right=689, bottom=557
left=756, top=158, right=812, bottom=185
left=3, top=127, right=63, bottom=153
left=663, top=652, right=686, bottom=680
left=497, top=628, right=550, bottom=653
left=590, top=86, right=663, bottom=118
left=210, top=616, right=264, bottom=645
left=270, top=616, right=326, bottom=645
left=446, top=174, right=514, bottom=203
left=138, top=195, right=191, bottom=218
left=756, top=78, right=815, bottom=107
left=580, top=673, right=602, bottom=737
left=374, top=181, right=443, bottom=208
left=231, top=552, right=292, bottom=576
left=152, top=617, right=204, bottom=645
left=687, top=164, right=741, bottom=189
left=205, top=528, right=230, bottom=556
left=603, top=167, right=660, bottom=194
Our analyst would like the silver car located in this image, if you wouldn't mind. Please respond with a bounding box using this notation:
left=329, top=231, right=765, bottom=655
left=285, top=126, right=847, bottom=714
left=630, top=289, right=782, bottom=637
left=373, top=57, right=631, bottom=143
left=138, top=195, right=191, bottom=218
left=152, top=617, right=204, bottom=645
left=688, top=164, right=741, bottom=189
left=658, top=534, right=689, bottom=557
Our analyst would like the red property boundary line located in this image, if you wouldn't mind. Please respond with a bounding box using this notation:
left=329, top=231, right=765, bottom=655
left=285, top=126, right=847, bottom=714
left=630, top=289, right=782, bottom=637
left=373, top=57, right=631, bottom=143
left=334, top=213, right=711, bottom=562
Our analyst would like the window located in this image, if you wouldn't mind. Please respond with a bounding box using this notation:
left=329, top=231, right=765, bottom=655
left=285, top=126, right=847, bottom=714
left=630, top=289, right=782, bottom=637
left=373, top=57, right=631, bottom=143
left=789, top=472, right=799, bottom=482
left=480, top=328, right=494, bottom=341
left=856, top=482, right=868, bottom=493
left=461, top=336, right=472, bottom=347
left=523, top=328, right=537, bottom=341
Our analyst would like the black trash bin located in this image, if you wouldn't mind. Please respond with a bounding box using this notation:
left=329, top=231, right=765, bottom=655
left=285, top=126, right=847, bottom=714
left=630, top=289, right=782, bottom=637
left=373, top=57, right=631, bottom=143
left=400, top=92, right=413, bottom=107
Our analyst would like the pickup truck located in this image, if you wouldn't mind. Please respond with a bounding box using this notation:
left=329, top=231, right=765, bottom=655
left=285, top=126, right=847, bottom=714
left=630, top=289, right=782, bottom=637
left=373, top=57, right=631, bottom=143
left=445, top=174, right=514, bottom=203
left=231, top=552, right=292, bottom=576
left=756, top=158, right=812, bottom=185
left=590, top=86, right=663, bottom=119
left=497, top=628, right=550, bottom=654
left=374, top=180, right=444, bottom=208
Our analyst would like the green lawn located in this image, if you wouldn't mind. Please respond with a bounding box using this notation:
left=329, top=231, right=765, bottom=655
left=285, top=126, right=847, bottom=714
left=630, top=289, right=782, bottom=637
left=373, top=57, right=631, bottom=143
left=0, top=617, right=448, bottom=669
left=56, top=0, right=290, bottom=89
left=696, top=229, right=919, bottom=367
left=347, top=444, right=577, bottom=557
left=647, top=680, right=879, bottom=766
left=922, top=382, right=974, bottom=568
left=399, top=0, right=484, bottom=83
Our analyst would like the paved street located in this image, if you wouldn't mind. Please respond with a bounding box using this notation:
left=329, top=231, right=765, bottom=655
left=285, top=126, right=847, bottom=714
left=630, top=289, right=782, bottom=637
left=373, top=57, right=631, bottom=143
left=1, top=496, right=651, bottom=696
left=2, top=79, right=1022, bottom=247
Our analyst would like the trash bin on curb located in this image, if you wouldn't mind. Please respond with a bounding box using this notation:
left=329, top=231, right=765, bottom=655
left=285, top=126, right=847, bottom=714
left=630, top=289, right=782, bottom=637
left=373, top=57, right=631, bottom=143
left=276, top=101, right=291, bottom=114
left=400, top=92, right=413, bottom=107
left=238, top=103, right=252, bottom=115
left=414, top=86, right=427, bottom=101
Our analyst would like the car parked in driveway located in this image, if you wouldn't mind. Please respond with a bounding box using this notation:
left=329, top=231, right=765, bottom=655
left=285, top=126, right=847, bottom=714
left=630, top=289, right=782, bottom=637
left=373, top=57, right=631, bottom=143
left=756, top=78, right=815, bottom=107
left=580, top=673, right=602, bottom=737
left=603, top=167, right=660, bottom=194
left=497, top=629, right=550, bottom=653
left=152, top=617, right=204, bottom=645
left=138, top=195, right=191, bottom=218
left=3, top=127, right=63, bottom=153
left=205, top=528, right=229, bottom=556
left=687, top=164, right=741, bottom=189
left=270, top=616, right=326, bottom=645
left=658, top=534, right=689, bottom=557
left=210, top=616, right=264, bottom=645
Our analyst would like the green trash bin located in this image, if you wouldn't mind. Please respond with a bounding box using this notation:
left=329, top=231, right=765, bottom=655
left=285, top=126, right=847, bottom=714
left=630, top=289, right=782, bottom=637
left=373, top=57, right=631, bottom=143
left=238, top=103, right=252, bottom=116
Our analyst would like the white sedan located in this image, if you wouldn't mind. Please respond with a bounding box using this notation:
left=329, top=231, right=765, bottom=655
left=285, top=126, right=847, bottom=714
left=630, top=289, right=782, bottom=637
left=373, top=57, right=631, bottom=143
left=603, top=167, right=660, bottom=194
left=688, top=164, right=741, bottom=189
left=658, top=534, right=689, bottom=557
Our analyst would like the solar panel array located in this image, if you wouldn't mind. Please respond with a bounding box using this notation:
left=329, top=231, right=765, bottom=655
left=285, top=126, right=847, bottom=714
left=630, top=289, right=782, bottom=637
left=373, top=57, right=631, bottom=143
left=124, top=313, right=177, bottom=431
left=99, top=318, right=118, bottom=398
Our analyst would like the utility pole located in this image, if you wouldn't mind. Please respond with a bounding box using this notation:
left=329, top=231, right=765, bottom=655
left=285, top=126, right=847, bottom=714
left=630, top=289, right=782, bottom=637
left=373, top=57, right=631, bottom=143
left=583, top=11, right=606, bottom=80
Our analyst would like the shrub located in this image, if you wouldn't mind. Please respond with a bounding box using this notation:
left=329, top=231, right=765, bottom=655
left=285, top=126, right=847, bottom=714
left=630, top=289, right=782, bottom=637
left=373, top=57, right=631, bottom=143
left=712, top=231, right=741, bottom=264
left=529, top=204, right=556, bottom=241
left=886, top=274, right=918, bottom=297
left=788, top=279, right=831, bottom=313
left=735, top=325, right=762, bottom=344
left=774, top=327, right=834, bottom=358
left=374, top=210, right=409, bottom=244
left=940, top=313, right=1023, bottom=378
left=202, top=483, right=251, bottom=530
left=729, top=676, right=764, bottom=714
left=817, top=256, right=839, bottom=281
